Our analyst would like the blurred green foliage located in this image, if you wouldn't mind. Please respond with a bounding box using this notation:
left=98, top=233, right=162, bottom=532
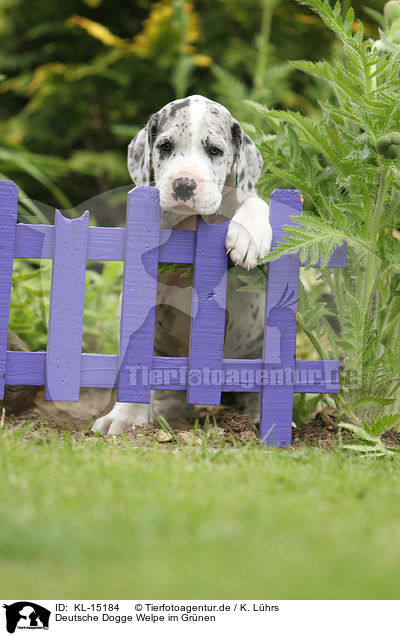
left=0, top=0, right=381, bottom=209
left=250, top=0, right=400, bottom=439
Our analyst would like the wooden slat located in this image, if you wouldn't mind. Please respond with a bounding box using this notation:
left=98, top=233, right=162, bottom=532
left=45, top=210, right=89, bottom=401
left=15, top=224, right=53, bottom=259
left=117, top=186, right=161, bottom=403
left=14, top=223, right=346, bottom=267
left=158, top=229, right=196, bottom=263
left=5, top=351, right=341, bottom=393
left=14, top=224, right=197, bottom=263
left=187, top=218, right=229, bottom=405
left=0, top=180, right=18, bottom=398
left=260, top=189, right=303, bottom=447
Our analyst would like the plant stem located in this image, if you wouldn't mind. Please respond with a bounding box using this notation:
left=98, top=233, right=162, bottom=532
left=253, top=0, right=274, bottom=94
left=361, top=167, right=392, bottom=305
left=333, top=269, right=345, bottom=325
left=297, top=321, right=326, bottom=361
left=335, top=393, right=364, bottom=427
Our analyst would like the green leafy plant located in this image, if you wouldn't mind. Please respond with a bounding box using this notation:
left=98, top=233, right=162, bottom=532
left=10, top=259, right=122, bottom=353
left=339, top=421, right=400, bottom=456
left=0, top=135, right=74, bottom=223
left=247, top=0, right=400, bottom=442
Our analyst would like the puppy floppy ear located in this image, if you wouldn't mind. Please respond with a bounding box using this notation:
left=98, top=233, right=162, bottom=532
left=127, top=113, right=159, bottom=185
left=231, top=120, right=263, bottom=203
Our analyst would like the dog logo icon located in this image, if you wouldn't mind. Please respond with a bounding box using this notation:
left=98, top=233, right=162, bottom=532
left=2, top=602, right=50, bottom=633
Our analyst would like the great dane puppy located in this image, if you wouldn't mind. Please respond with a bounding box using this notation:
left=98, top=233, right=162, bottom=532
left=92, top=95, right=272, bottom=434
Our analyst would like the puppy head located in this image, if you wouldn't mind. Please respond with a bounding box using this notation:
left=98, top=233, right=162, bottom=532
left=128, top=95, right=263, bottom=216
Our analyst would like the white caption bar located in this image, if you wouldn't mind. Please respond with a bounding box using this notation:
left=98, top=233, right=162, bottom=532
left=1, top=600, right=399, bottom=635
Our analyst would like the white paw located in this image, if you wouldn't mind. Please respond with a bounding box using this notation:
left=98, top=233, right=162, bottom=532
left=225, top=198, right=272, bottom=270
left=91, top=402, right=152, bottom=435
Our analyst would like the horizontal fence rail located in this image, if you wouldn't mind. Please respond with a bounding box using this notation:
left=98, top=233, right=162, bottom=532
left=5, top=351, right=340, bottom=393
left=13, top=224, right=347, bottom=267
left=0, top=179, right=346, bottom=447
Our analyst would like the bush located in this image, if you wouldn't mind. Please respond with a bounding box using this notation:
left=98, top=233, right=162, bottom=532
left=249, top=0, right=400, bottom=439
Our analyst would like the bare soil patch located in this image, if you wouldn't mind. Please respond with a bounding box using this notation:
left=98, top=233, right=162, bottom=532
left=2, top=387, right=399, bottom=450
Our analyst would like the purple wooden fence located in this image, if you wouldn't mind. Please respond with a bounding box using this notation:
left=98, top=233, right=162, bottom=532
left=0, top=179, right=346, bottom=446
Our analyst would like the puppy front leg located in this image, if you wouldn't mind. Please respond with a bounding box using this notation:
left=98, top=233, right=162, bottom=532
left=225, top=196, right=272, bottom=270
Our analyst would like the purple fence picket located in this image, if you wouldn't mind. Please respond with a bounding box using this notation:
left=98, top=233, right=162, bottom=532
left=45, top=210, right=89, bottom=401
left=117, top=186, right=161, bottom=403
left=187, top=218, right=229, bottom=405
left=260, top=189, right=303, bottom=447
left=0, top=181, right=18, bottom=399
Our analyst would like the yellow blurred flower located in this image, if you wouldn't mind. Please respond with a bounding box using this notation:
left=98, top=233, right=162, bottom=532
left=131, top=2, right=173, bottom=56
left=65, top=2, right=207, bottom=67
left=131, top=1, right=200, bottom=57
left=67, top=15, right=126, bottom=48
left=193, top=53, right=213, bottom=67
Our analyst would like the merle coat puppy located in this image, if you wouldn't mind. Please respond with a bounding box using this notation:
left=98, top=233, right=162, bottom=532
left=93, top=95, right=272, bottom=434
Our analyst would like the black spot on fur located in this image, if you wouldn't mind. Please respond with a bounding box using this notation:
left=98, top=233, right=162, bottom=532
left=169, top=98, right=190, bottom=118
left=231, top=122, right=242, bottom=150
left=147, top=113, right=159, bottom=149
left=239, top=168, right=245, bottom=181
left=251, top=306, right=260, bottom=320
left=247, top=181, right=252, bottom=190
left=244, top=135, right=252, bottom=145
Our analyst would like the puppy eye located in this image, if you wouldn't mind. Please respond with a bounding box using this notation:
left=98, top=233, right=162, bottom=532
left=208, top=146, right=223, bottom=157
left=158, top=140, right=172, bottom=153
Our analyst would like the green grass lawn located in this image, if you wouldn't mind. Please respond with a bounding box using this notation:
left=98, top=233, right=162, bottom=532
left=1, top=426, right=400, bottom=600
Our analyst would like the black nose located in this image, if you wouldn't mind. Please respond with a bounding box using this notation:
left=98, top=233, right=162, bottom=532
left=172, top=177, right=197, bottom=201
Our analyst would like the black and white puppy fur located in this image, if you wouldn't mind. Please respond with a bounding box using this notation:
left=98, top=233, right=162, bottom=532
left=92, top=95, right=272, bottom=435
